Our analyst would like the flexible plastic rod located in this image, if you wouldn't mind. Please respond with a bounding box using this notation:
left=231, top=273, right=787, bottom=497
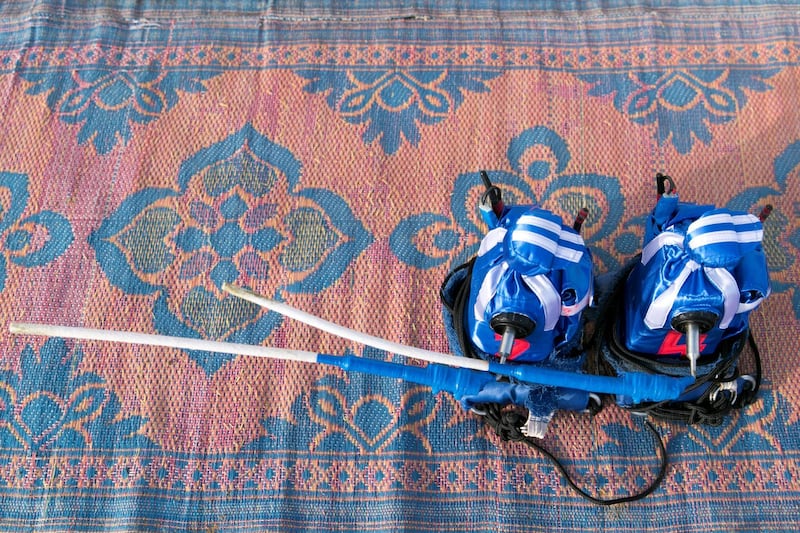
left=8, top=322, right=318, bottom=363
left=9, top=320, right=692, bottom=403
left=222, top=282, right=490, bottom=372
left=7, top=322, right=493, bottom=401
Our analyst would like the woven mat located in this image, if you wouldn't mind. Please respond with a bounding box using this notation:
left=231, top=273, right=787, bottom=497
left=1, top=1, right=799, bottom=531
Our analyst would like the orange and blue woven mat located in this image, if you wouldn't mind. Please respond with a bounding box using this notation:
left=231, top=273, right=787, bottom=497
left=0, top=1, right=799, bottom=531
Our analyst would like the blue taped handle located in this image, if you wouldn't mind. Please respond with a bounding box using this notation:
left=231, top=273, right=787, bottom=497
left=620, top=372, right=696, bottom=403
left=318, top=354, right=692, bottom=404
left=317, top=353, right=495, bottom=400
left=488, top=362, right=693, bottom=403
left=319, top=354, right=592, bottom=413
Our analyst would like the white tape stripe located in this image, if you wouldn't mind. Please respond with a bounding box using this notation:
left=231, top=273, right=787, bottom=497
left=478, top=228, right=507, bottom=257
left=644, top=260, right=701, bottom=329
left=732, top=214, right=759, bottom=226
left=687, top=230, right=739, bottom=250
left=642, top=232, right=684, bottom=265
left=687, top=212, right=761, bottom=236
left=516, top=214, right=562, bottom=235
left=559, top=231, right=585, bottom=245
left=555, top=246, right=584, bottom=263
left=511, top=231, right=558, bottom=254
left=687, top=212, right=733, bottom=231
left=521, top=274, right=561, bottom=331
left=705, top=267, right=740, bottom=330
left=734, top=229, right=764, bottom=243
left=687, top=228, right=763, bottom=250
left=472, top=262, right=509, bottom=320
left=512, top=232, right=584, bottom=263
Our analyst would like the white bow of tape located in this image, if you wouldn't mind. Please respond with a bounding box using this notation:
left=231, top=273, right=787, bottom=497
left=640, top=227, right=764, bottom=331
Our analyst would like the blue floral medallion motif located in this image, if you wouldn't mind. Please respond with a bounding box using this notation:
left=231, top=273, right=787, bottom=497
left=295, top=69, right=500, bottom=155
left=246, top=348, right=488, bottom=454
left=89, top=124, right=373, bottom=374
left=390, top=125, right=624, bottom=272
left=0, top=172, right=73, bottom=291
left=22, top=61, right=220, bottom=154
left=0, top=338, right=154, bottom=453
left=723, top=139, right=800, bottom=318
left=578, top=68, right=781, bottom=154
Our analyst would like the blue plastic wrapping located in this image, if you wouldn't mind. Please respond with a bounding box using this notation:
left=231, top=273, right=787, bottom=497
left=466, top=207, right=594, bottom=363
left=623, top=193, right=770, bottom=359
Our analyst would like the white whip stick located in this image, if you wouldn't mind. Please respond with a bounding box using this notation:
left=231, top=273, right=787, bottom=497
left=221, top=282, right=490, bottom=372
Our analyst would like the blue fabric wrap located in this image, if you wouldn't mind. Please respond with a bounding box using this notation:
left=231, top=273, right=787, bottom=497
left=466, top=207, right=593, bottom=363
left=459, top=380, right=590, bottom=417
left=439, top=206, right=591, bottom=416
left=623, top=194, right=770, bottom=358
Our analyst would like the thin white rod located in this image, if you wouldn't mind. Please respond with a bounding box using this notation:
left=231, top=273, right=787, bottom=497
left=222, top=283, right=491, bottom=372
left=8, top=322, right=319, bottom=364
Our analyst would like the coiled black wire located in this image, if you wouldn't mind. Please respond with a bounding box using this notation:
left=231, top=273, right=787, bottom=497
left=478, top=403, right=668, bottom=505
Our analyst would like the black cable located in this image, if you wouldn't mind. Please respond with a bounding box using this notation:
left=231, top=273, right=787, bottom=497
left=743, top=330, right=762, bottom=404
left=524, top=419, right=668, bottom=506
left=439, top=256, right=476, bottom=359
left=480, top=403, right=668, bottom=505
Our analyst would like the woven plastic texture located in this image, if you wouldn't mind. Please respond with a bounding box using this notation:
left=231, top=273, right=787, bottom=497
left=0, top=1, right=798, bottom=531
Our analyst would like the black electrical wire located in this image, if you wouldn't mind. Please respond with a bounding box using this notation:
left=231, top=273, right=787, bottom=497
left=479, top=403, right=668, bottom=506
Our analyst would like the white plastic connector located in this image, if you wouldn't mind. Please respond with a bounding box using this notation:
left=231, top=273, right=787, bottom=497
left=521, top=412, right=552, bottom=439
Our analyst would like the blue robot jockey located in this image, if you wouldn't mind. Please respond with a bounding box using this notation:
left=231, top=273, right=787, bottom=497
left=440, top=172, right=598, bottom=438
left=595, top=174, right=769, bottom=425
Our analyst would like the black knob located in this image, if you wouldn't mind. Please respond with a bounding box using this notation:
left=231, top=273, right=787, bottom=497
left=671, top=311, right=718, bottom=334
left=490, top=312, right=536, bottom=338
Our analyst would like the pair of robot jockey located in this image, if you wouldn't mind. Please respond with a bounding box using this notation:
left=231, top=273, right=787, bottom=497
left=441, top=173, right=770, bottom=437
